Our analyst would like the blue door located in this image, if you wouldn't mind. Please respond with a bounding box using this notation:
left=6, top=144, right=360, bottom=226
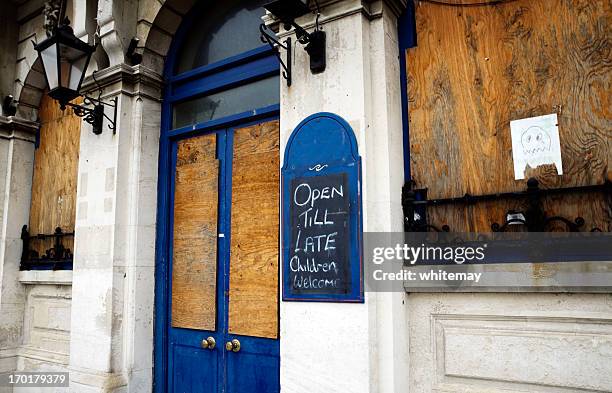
left=155, top=2, right=280, bottom=392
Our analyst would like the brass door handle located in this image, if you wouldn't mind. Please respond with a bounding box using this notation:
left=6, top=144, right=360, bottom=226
left=201, top=337, right=216, bottom=350
left=225, top=339, right=240, bottom=352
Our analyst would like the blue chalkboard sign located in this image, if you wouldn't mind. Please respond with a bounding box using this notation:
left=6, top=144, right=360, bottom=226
left=282, top=113, right=363, bottom=302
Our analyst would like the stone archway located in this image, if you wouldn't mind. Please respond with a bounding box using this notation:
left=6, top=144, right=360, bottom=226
left=137, top=0, right=197, bottom=74
left=15, top=52, right=47, bottom=122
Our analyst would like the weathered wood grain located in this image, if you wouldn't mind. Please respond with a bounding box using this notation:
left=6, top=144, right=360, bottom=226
left=172, top=134, right=219, bottom=330
left=229, top=120, right=280, bottom=339
left=29, top=94, right=81, bottom=255
left=406, top=0, right=611, bottom=231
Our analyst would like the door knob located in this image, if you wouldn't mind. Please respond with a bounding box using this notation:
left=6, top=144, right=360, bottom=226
left=225, top=339, right=241, bottom=352
left=201, top=337, right=216, bottom=350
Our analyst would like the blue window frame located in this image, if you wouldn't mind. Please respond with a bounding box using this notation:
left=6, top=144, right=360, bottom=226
left=398, top=2, right=417, bottom=182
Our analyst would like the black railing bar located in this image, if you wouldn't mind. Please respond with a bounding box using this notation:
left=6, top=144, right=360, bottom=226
left=412, top=181, right=611, bottom=207
left=30, top=231, right=75, bottom=239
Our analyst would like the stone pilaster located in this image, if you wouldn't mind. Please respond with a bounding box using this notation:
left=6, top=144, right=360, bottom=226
left=276, top=1, right=408, bottom=392
left=67, top=64, right=162, bottom=393
left=0, top=116, right=37, bottom=374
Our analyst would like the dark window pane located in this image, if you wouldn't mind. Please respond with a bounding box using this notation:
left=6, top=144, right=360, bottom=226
left=175, top=0, right=268, bottom=74
left=172, top=77, right=279, bottom=129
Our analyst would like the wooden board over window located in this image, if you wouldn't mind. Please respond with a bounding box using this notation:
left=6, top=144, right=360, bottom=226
left=405, top=0, right=611, bottom=231
left=229, top=121, right=280, bottom=339
left=29, top=94, right=81, bottom=254
left=172, top=134, right=219, bottom=331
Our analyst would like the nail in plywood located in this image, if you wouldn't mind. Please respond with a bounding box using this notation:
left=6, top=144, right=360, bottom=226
left=229, top=120, right=280, bottom=339
left=406, top=0, right=611, bottom=231
left=172, top=133, right=219, bottom=331
left=29, top=94, right=81, bottom=255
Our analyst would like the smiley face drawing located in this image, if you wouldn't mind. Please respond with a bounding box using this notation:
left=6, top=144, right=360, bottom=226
left=520, top=125, right=552, bottom=156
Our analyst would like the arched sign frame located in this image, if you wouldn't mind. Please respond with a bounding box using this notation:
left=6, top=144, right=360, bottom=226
left=282, top=112, right=364, bottom=303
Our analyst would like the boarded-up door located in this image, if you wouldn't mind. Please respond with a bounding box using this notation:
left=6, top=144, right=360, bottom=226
left=405, top=0, right=611, bottom=232
left=168, top=119, right=280, bottom=393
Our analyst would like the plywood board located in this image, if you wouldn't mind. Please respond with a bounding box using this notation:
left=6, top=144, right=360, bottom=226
left=229, top=121, right=280, bottom=339
left=406, top=0, right=611, bottom=231
left=29, top=94, right=81, bottom=255
left=172, top=134, right=219, bottom=330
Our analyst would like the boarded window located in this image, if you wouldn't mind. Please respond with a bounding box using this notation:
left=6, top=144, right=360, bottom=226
left=405, top=0, right=611, bottom=231
left=172, top=134, right=219, bottom=330
left=28, top=94, right=81, bottom=259
left=229, top=120, right=280, bottom=339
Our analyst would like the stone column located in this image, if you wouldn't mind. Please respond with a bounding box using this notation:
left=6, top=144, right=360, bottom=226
left=0, top=1, right=18, bottom=104
left=67, top=65, right=161, bottom=393
left=277, top=0, right=408, bottom=392
left=0, top=116, right=37, bottom=374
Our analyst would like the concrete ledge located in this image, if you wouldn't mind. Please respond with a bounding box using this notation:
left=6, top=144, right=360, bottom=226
left=18, top=270, right=73, bottom=285
left=18, top=345, right=69, bottom=366
left=0, top=347, right=18, bottom=373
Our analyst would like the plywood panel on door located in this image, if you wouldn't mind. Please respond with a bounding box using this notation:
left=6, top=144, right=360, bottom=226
left=229, top=121, right=280, bottom=339
left=172, top=134, right=219, bottom=330
left=406, top=0, right=611, bottom=231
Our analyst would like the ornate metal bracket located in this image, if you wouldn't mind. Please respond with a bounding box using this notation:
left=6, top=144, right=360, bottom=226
left=260, top=23, right=292, bottom=86
left=67, top=95, right=118, bottom=135
left=402, top=178, right=611, bottom=232
left=20, top=225, right=74, bottom=270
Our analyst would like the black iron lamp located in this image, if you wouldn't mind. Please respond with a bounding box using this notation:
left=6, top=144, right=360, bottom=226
left=33, top=21, right=117, bottom=135
left=261, top=0, right=326, bottom=86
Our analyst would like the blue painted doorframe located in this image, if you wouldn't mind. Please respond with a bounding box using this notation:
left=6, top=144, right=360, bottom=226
left=154, top=3, right=280, bottom=392
left=398, top=2, right=417, bottom=182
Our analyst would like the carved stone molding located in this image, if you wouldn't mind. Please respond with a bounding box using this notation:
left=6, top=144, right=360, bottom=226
left=0, top=115, right=38, bottom=143
left=43, top=0, right=63, bottom=37
left=264, top=0, right=408, bottom=36
left=80, top=64, right=165, bottom=102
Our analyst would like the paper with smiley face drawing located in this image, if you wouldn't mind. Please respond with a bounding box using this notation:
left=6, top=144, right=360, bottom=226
left=510, top=113, right=563, bottom=180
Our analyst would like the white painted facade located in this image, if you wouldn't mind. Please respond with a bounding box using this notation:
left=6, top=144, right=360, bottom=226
left=0, top=1, right=610, bottom=392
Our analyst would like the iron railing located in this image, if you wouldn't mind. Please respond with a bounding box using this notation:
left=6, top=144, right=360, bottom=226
left=402, top=178, right=611, bottom=232
left=20, top=225, right=74, bottom=270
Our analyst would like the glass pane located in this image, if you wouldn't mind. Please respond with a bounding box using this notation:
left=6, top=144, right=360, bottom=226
left=68, top=56, right=87, bottom=90
left=41, top=44, right=58, bottom=89
left=175, top=0, right=268, bottom=74
left=172, top=76, right=279, bottom=129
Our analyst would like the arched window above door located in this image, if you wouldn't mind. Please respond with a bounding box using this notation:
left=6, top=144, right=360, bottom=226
left=167, top=0, right=279, bottom=131
left=174, top=0, right=268, bottom=74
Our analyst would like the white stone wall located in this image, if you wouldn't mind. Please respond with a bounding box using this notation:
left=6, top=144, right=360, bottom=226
left=19, top=273, right=72, bottom=365
left=0, top=118, right=37, bottom=383
left=407, top=293, right=612, bottom=392
left=12, top=273, right=72, bottom=393
left=278, top=1, right=408, bottom=392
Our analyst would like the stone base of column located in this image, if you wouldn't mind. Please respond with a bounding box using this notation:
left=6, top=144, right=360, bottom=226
left=68, top=366, right=127, bottom=393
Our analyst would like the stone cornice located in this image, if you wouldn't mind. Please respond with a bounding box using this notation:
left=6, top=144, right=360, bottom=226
left=263, top=0, right=407, bottom=28
left=0, top=116, right=39, bottom=139
left=81, top=64, right=165, bottom=101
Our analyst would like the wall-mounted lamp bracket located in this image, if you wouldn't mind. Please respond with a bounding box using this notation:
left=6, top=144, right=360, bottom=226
left=283, top=20, right=326, bottom=74
left=126, top=37, right=144, bottom=66
left=260, top=24, right=292, bottom=86
left=67, top=95, right=118, bottom=135
left=263, top=0, right=327, bottom=77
